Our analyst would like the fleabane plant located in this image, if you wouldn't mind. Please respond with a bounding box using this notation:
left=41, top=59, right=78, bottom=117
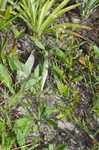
left=14, top=0, right=91, bottom=38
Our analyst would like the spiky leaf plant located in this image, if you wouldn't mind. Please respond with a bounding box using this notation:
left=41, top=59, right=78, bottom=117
left=13, top=0, right=91, bottom=38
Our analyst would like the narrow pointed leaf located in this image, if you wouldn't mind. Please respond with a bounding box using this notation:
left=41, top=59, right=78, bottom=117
left=63, top=30, right=87, bottom=39
left=56, top=144, right=66, bottom=150
left=55, top=3, right=80, bottom=18
left=0, top=64, right=14, bottom=94
left=37, top=1, right=50, bottom=32
left=54, top=23, right=91, bottom=30
left=44, top=119, right=58, bottom=126
left=52, top=0, right=70, bottom=14
left=34, top=64, right=40, bottom=78
left=37, top=0, right=54, bottom=32
left=24, top=51, right=35, bottom=76
left=41, top=52, right=48, bottom=90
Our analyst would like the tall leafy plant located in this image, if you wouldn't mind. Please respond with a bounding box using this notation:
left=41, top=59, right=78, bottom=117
left=14, top=0, right=91, bottom=38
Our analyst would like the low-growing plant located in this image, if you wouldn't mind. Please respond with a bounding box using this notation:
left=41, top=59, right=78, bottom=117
left=51, top=38, right=99, bottom=123
left=0, top=95, right=57, bottom=149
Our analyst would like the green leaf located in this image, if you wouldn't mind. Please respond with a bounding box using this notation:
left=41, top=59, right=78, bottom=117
left=0, top=0, right=7, bottom=9
left=52, top=0, right=70, bottom=14
left=57, top=81, right=69, bottom=98
left=54, top=4, right=81, bottom=19
left=49, top=144, right=54, bottom=150
left=0, top=52, right=7, bottom=66
left=93, top=45, right=99, bottom=56
left=8, top=57, right=24, bottom=72
left=64, top=85, right=69, bottom=98
left=33, top=125, right=38, bottom=132
left=31, top=37, right=45, bottom=50
left=13, top=27, right=20, bottom=38
left=38, top=101, right=45, bottom=120
left=24, top=51, right=35, bottom=76
left=41, top=52, right=48, bottom=90
left=5, top=8, right=11, bottom=20
left=0, top=117, right=5, bottom=131
left=37, top=1, right=50, bottom=32
left=62, top=29, right=85, bottom=39
left=1, top=12, right=20, bottom=30
left=73, top=75, right=83, bottom=82
left=28, top=144, right=39, bottom=150
left=13, top=28, right=25, bottom=39
left=29, top=136, right=40, bottom=142
left=8, top=57, right=18, bottom=72
left=44, top=107, right=54, bottom=116
left=17, top=51, right=35, bottom=82
left=54, top=23, right=91, bottom=30
left=55, top=48, right=65, bottom=59
left=9, top=90, right=24, bottom=106
left=34, top=64, right=40, bottom=77
left=56, top=113, right=64, bottom=119
left=0, top=64, right=14, bottom=94
left=40, top=0, right=71, bottom=33
left=96, top=76, right=99, bottom=81
left=0, top=34, right=8, bottom=53
left=44, top=119, right=58, bottom=126
left=53, top=65, right=65, bottom=80
left=14, top=128, right=25, bottom=149
left=15, top=117, right=30, bottom=127
left=40, top=3, right=80, bottom=33
left=55, top=144, right=66, bottom=150
left=24, top=77, right=40, bottom=90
